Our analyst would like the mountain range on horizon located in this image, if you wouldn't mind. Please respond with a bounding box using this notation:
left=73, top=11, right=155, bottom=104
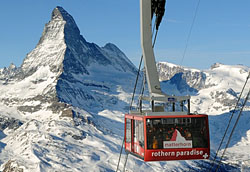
left=0, top=6, right=250, bottom=172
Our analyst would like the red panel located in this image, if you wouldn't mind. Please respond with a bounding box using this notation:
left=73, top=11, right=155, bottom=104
left=125, top=114, right=143, bottom=120
left=133, top=141, right=145, bottom=157
left=125, top=114, right=134, bottom=119
left=144, top=148, right=210, bottom=161
left=144, top=114, right=208, bottom=119
left=125, top=142, right=132, bottom=152
left=125, top=114, right=145, bottom=159
left=134, top=116, right=143, bottom=121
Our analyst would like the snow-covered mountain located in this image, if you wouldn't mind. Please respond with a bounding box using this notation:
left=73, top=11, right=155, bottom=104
left=0, top=6, right=137, bottom=172
left=158, top=61, right=250, bottom=115
left=0, top=6, right=250, bottom=172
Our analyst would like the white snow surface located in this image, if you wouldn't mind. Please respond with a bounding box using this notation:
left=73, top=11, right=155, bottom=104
left=0, top=66, right=57, bottom=100
left=0, top=61, right=249, bottom=172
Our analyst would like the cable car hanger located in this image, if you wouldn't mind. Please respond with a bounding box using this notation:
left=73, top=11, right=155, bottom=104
left=123, top=0, right=210, bottom=163
left=137, top=0, right=190, bottom=114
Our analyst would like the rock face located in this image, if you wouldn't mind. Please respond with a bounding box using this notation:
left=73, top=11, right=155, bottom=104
left=158, top=61, right=250, bottom=115
left=157, top=62, right=206, bottom=90
left=0, top=115, right=23, bottom=131
left=3, top=160, right=24, bottom=172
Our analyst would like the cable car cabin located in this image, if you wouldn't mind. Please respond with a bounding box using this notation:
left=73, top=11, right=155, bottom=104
left=125, top=112, right=210, bottom=161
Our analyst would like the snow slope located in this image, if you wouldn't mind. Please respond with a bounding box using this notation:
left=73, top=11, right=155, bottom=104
left=159, top=62, right=250, bottom=170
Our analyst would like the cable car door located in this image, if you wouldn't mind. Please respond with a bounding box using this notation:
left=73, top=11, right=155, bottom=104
left=125, top=118, right=132, bottom=152
left=133, top=118, right=145, bottom=157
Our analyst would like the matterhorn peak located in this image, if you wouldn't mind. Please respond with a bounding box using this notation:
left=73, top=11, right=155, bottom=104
left=51, top=6, right=80, bottom=37
left=51, top=6, right=77, bottom=26
left=21, top=6, right=81, bottom=75
left=20, top=6, right=136, bottom=78
left=10, top=6, right=136, bottom=107
left=38, top=6, right=80, bottom=45
left=51, top=6, right=67, bottom=20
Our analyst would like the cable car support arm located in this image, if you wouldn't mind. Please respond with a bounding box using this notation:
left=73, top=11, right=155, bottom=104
left=139, top=0, right=190, bottom=111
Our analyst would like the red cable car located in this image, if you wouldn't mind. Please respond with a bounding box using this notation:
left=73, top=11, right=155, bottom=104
left=124, top=0, right=210, bottom=162
left=125, top=112, right=210, bottom=161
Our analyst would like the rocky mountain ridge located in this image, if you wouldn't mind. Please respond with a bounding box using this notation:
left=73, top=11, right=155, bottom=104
left=0, top=6, right=137, bottom=115
left=158, top=61, right=249, bottom=115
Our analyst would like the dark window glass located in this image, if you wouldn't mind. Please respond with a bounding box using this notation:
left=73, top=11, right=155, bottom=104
left=146, top=117, right=208, bottom=149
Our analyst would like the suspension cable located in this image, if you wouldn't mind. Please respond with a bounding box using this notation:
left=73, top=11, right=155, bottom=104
left=130, top=21, right=158, bottom=111
left=153, top=29, right=159, bottom=48
left=129, top=56, right=143, bottom=111
left=180, top=0, right=201, bottom=66
left=137, top=70, right=145, bottom=109
left=138, top=29, right=159, bottom=104
left=116, top=137, right=125, bottom=172
left=215, top=87, right=250, bottom=172
left=209, top=72, right=250, bottom=172
left=137, top=28, right=159, bottom=109
left=122, top=154, right=129, bottom=172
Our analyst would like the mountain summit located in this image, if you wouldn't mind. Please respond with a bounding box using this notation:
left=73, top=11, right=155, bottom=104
left=0, top=6, right=137, bottom=115
left=0, top=6, right=138, bottom=171
left=51, top=6, right=78, bottom=24
left=22, top=6, right=136, bottom=77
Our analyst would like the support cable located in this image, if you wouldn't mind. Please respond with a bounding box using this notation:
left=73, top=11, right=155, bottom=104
left=152, top=29, right=159, bottom=48
left=180, top=0, right=200, bottom=66
left=215, top=87, right=250, bottom=172
left=137, top=70, right=145, bottom=110
left=209, top=72, right=250, bottom=172
left=116, top=0, right=167, bottom=167
left=116, top=137, right=125, bottom=172
left=137, top=28, right=159, bottom=110
left=129, top=56, right=144, bottom=111
left=129, top=21, right=157, bottom=110
left=123, top=154, right=129, bottom=172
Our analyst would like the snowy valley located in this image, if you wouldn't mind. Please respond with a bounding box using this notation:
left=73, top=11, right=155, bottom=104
left=0, top=6, right=250, bottom=172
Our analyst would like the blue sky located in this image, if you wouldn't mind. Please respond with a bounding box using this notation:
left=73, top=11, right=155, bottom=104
left=0, top=0, right=249, bottom=69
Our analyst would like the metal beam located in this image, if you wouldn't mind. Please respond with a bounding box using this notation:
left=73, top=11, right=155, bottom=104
left=140, top=0, right=163, bottom=97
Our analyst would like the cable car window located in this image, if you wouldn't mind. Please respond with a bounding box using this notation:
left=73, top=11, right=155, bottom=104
left=126, top=119, right=131, bottom=143
left=162, top=118, right=174, bottom=124
left=146, top=117, right=208, bottom=149
left=134, top=120, right=144, bottom=149
left=134, top=120, right=139, bottom=144
left=138, top=120, right=144, bottom=148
